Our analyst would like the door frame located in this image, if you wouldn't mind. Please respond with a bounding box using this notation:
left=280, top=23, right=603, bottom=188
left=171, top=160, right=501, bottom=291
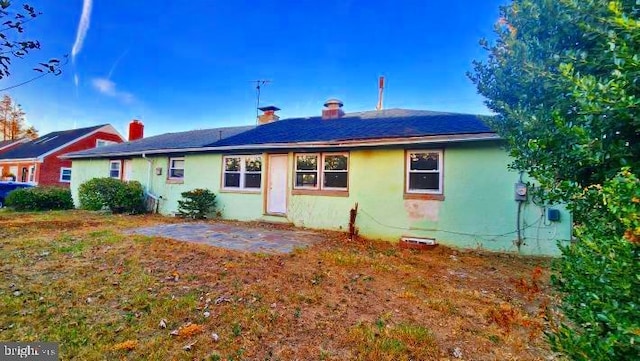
left=122, top=159, right=133, bottom=181
left=264, top=153, right=289, bottom=216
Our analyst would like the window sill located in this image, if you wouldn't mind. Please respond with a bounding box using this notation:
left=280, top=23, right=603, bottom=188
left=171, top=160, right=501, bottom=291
left=403, top=193, right=445, bottom=201
left=220, top=188, right=261, bottom=194
left=292, top=189, right=349, bottom=197
left=166, top=178, right=184, bottom=184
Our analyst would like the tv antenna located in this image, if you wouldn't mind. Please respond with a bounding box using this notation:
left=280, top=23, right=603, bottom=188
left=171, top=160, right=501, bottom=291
left=251, top=80, right=272, bottom=121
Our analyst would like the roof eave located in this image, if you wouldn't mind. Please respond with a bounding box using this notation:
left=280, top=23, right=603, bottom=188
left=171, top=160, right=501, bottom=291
left=0, top=157, right=40, bottom=163
left=212, top=132, right=501, bottom=150
left=65, top=133, right=499, bottom=159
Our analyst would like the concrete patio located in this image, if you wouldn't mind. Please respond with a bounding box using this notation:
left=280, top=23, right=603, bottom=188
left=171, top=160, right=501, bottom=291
left=125, top=222, right=326, bottom=254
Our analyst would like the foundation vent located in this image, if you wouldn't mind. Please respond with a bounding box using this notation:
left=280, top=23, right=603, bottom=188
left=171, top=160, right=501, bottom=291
left=401, top=237, right=437, bottom=246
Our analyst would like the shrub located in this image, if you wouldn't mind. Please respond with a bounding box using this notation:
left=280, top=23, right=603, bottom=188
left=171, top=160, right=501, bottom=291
left=177, top=188, right=217, bottom=219
left=5, top=187, right=74, bottom=211
left=78, top=178, right=145, bottom=214
left=548, top=169, right=640, bottom=360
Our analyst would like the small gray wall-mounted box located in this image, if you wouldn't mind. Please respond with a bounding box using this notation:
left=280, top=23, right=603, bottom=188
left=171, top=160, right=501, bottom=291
left=547, top=208, right=561, bottom=222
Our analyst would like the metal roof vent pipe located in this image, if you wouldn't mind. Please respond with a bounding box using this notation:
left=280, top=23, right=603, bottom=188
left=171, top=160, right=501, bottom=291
left=258, top=105, right=280, bottom=125
left=322, top=98, right=345, bottom=119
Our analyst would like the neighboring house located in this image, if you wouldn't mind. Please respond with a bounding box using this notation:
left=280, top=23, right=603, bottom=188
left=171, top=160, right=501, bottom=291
left=0, top=124, right=125, bottom=186
left=0, top=138, right=29, bottom=180
left=66, top=101, right=572, bottom=255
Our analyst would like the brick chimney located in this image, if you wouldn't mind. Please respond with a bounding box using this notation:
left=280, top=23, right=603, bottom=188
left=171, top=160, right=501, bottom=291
left=322, top=99, right=345, bottom=119
left=128, top=119, right=144, bottom=141
left=258, top=106, right=280, bottom=125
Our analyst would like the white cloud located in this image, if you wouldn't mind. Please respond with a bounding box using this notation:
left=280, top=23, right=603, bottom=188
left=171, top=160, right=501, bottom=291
left=71, top=0, right=93, bottom=62
left=92, top=78, right=115, bottom=95
left=91, top=77, right=135, bottom=104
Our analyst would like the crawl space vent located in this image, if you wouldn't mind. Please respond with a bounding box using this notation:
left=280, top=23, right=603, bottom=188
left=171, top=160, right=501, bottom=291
left=401, top=237, right=437, bottom=246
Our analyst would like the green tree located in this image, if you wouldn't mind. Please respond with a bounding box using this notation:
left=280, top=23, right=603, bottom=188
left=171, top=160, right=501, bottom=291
left=470, top=1, right=640, bottom=359
left=469, top=0, right=639, bottom=202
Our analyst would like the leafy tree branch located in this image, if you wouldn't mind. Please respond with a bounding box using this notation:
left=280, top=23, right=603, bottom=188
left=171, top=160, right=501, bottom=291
left=0, top=1, right=63, bottom=81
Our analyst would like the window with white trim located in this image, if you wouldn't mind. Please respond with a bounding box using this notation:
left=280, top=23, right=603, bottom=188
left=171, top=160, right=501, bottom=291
left=109, top=160, right=121, bottom=179
left=60, top=167, right=72, bottom=183
left=295, top=153, right=349, bottom=190
left=96, top=139, right=117, bottom=147
left=295, top=154, right=319, bottom=189
left=406, top=150, right=443, bottom=194
left=322, top=153, right=348, bottom=189
left=223, top=155, right=262, bottom=190
left=168, top=157, right=185, bottom=179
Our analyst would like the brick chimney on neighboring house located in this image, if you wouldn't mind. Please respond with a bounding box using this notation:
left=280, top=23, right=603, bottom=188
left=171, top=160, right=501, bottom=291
left=258, top=106, right=280, bottom=125
left=128, top=119, right=144, bottom=141
left=322, top=99, right=345, bottom=119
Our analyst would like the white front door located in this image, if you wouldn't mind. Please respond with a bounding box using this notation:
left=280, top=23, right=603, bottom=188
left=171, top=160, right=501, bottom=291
left=267, top=154, right=288, bottom=215
left=123, top=160, right=132, bottom=181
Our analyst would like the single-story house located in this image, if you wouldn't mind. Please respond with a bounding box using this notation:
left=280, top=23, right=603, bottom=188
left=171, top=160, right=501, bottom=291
left=0, top=124, right=126, bottom=186
left=65, top=101, right=572, bottom=255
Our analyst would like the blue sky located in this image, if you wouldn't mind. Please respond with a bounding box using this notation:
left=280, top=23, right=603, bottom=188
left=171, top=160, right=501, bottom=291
left=1, top=0, right=505, bottom=138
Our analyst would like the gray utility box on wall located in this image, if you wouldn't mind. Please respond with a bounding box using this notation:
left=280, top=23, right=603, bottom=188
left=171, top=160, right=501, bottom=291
left=514, top=182, right=527, bottom=201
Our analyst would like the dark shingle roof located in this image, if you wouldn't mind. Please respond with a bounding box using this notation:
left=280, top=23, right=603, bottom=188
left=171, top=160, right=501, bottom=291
left=0, top=139, right=16, bottom=148
left=209, top=109, right=493, bottom=147
left=66, top=125, right=255, bottom=158
left=0, top=125, right=107, bottom=160
left=66, top=109, right=495, bottom=159
left=0, top=139, right=24, bottom=152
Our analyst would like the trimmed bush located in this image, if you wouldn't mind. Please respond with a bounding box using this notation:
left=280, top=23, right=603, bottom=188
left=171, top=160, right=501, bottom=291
left=78, top=178, right=145, bottom=214
left=177, top=188, right=217, bottom=219
left=5, top=187, right=74, bottom=211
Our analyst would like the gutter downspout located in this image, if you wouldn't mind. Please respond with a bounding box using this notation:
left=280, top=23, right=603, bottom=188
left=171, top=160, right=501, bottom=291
left=142, top=153, right=160, bottom=213
left=516, top=171, right=525, bottom=251
left=142, top=153, right=152, bottom=193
